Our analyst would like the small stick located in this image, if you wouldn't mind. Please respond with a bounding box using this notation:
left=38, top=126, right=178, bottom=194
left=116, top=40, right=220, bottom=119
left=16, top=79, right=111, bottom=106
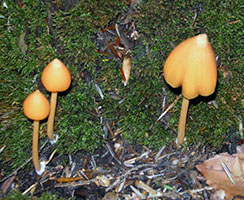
left=170, top=41, right=175, bottom=49
left=136, top=180, right=157, bottom=196
left=221, top=162, right=236, bottom=185
left=130, top=185, right=146, bottom=198
left=191, top=8, right=198, bottom=27
left=0, top=145, right=6, bottom=154
left=115, top=24, right=121, bottom=38
left=106, top=122, right=114, bottom=137
left=157, top=94, right=182, bottom=121
left=179, top=186, right=212, bottom=195
left=105, top=143, right=121, bottom=165
left=94, top=83, right=104, bottom=99
left=55, top=178, right=97, bottom=188
left=46, top=149, right=57, bottom=165
left=78, top=170, right=89, bottom=180
left=155, top=146, right=166, bottom=161
left=117, top=178, right=126, bottom=192
left=22, top=182, right=38, bottom=195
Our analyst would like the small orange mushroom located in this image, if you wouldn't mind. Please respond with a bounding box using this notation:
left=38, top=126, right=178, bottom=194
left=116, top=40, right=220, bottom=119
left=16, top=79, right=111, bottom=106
left=23, top=90, right=50, bottom=175
left=163, top=34, right=217, bottom=145
left=41, top=58, right=71, bottom=141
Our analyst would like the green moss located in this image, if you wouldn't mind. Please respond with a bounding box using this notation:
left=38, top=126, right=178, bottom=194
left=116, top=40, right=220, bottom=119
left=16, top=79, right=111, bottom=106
left=5, top=190, right=66, bottom=200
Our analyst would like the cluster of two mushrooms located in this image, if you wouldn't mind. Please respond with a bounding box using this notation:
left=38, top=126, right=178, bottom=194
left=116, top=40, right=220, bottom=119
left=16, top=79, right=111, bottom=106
left=163, top=34, right=217, bottom=145
left=23, top=59, right=71, bottom=175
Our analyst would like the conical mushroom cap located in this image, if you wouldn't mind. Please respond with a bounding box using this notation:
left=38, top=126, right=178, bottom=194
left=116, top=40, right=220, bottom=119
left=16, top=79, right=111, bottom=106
left=41, top=58, right=71, bottom=92
left=163, top=34, right=217, bottom=99
left=23, top=90, right=50, bottom=121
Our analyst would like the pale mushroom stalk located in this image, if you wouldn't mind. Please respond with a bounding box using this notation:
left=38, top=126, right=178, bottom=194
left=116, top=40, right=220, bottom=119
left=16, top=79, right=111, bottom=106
left=47, top=92, right=57, bottom=140
left=32, top=120, right=41, bottom=171
left=177, top=97, right=189, bottom=145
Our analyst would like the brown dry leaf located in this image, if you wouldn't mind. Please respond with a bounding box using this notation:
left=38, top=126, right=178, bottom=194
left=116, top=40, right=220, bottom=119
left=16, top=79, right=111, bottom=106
left=108, top=43, right=122, bottom=59
left=122, top=55, right=131, bottom=86
left=95, top=175, right=110, bottom=187
left=18, top=32, right=27, bottom=55
left=129, top=0, right=141, bottom=9
left=196, top=145, right=244, bottom=199
left=0, top=175, right=15, bottom=194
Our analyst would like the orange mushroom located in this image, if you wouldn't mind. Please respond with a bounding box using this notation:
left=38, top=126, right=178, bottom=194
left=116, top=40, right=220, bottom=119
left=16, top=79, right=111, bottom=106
left=23, top=90, right=50, bottom=175
left=163, top=34, right=217, bottom=145
left=41, top=58, right=71, bottom=141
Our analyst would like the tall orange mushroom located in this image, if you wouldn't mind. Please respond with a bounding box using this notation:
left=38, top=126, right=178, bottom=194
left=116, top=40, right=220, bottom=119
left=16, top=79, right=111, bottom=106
left=23, top=90, right=50, bottom=175
left=41, top=58, right=71, bottom=141
left=163, top=34, right=217, bottom=145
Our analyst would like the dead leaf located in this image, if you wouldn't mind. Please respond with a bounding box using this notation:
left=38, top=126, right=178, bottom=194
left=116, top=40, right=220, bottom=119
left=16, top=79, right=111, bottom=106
left=0, top=175, right=15, bottom=194
left=196, top=144, right=244, bottom=199
left=108, top=43, right=122, bottom=59
left=17, top=0, right=26, bottom=8
left=95, top=175, right=110, bottom=187
left=101, top=24, right=115, bottom=33
left=135, top=180, right=157, bottom=196
left=115, top=37, right=120, bottom=47
left=129, top=0, right=141, bottom=9
left=96, top=49, right=109, bottom=56
left=18, top=32, right=27, bottom=55
left=122, top=55, right=131, bottom=86
left=102, top=192, right=118, bottom=200
left=211, top=190, right=226, bottom=200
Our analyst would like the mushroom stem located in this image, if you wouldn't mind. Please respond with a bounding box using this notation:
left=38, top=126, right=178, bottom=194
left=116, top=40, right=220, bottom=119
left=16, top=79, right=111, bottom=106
left=177, top=97, right=189, bottom=145
left=47, top=92, right=57, bottom=140
left=32, top=120, right=40, bottom=171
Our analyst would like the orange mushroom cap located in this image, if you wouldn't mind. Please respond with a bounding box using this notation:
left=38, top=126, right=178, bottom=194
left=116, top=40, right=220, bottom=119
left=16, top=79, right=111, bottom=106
left=163, top=34, right=217, bottom=99
left=23, top=90, right=50, bottom=121
left=41, top=58, right=71, bottom=92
